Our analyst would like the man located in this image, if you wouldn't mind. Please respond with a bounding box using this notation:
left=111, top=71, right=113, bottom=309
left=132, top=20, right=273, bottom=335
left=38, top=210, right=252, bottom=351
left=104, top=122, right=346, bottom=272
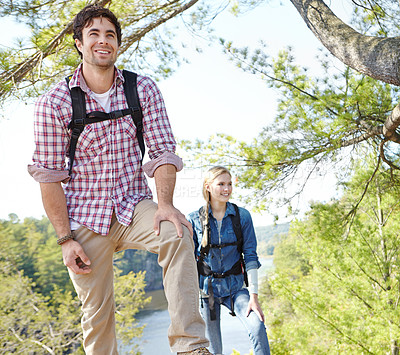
left=28, top=5, right=211, bottom=355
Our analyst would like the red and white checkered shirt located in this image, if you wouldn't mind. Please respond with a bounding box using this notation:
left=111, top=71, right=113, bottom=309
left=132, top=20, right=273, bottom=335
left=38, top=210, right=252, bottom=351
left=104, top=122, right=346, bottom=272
left=28, top=65, right=183, bottom=235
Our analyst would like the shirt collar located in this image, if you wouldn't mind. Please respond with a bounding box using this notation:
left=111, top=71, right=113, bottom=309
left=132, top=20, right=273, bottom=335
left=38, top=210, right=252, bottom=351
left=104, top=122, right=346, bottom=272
left=67, top=64, right=124, bottom=92
left=208, top=202, right=236, bottom=219
left=225, top=202, right=237, bottom=216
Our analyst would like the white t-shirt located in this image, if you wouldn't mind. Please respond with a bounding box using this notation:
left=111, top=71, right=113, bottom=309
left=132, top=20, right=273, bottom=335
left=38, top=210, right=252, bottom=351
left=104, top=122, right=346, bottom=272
left=92, top=87, right=112, bottom=113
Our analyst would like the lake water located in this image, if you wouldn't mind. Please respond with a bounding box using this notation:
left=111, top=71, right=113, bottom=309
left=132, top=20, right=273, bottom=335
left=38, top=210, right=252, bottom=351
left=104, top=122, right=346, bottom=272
left=127, top=258, right=274, bottom=355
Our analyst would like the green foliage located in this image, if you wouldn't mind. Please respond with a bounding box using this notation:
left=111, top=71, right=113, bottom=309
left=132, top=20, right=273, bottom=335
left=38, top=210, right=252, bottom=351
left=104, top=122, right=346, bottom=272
left=180, top=1, right=400, bottom=216
left=350, top=0, right=400, bottom=37
left=0, top=215, right=151, bottom=353
left=262, top=160, right=400, bottom=354
left=231, top=349, right=253, bottom=355
left=229, top=0, right=265, bottom=16
left=115, top=270, right=151, bottom=354
left=0, top=215, right=72, bottom=295
left=0, top=1, right=195, bottom=102
left=181, top=40, right=400, bottom=213
left=33, top=234, right=74, bottom=295
left=0, top=258, right=83, bottom=354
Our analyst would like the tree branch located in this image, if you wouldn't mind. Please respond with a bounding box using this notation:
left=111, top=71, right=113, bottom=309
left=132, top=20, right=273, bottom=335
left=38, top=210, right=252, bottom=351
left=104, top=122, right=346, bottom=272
left=118, top=0, right=200, bottom=55
left=290, top=0, right=400, bottom=86
left=289, top=0, right=400, bottom=148
left=340, top=125, right=383, bottom=146
left=0, top=0, right=112, bottom=100
left=224, top=42, right=340, bottom=117
left=345, top=155, right=381, bottom=230
left=0, top=0, right=200, bottom=100
left=380, top=138, right=400, bottom=170
left=280, top=283, right=374, bottom=353
left=383, top=102, right=400, bottom=143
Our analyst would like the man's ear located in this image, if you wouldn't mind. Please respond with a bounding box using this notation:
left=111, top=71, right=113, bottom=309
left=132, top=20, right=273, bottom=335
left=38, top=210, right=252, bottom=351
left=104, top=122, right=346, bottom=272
left=75, top=39, right=83, bottom=53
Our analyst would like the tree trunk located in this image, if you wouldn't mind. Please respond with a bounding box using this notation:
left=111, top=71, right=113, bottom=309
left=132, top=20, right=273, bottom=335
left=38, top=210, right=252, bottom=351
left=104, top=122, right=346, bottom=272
left=289, top=0, right=400, bottom=86
left=392, top=340, right=399, bottom=355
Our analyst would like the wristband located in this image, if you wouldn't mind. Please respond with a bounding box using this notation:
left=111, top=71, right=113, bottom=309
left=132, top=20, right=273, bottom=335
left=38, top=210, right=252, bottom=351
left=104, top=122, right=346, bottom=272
left=57, top=232, right=75, bottom=245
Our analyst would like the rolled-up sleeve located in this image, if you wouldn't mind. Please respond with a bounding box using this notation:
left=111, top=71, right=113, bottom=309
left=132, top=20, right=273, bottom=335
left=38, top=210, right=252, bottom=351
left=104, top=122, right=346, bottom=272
left=241, top=208, right=262, bottom=271
left=142, top=151, right=183, bottom=177
left=28, top=91, right=70, bottom=183
left=139, top=77, right=181, bottom=176
left=27, top=165, right=70, bottom=183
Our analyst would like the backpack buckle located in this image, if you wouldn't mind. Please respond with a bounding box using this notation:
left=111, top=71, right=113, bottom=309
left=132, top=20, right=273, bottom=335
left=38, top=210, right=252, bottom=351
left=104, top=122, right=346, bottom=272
left=135, top=120, right=143, bottom=131
left=109, top=110, right=124, bottom=120
left=74, top=118, right=85, bottom=127
left=71, top=127, right=82, bottom=140
left=212, top=272, right=226, bottom=279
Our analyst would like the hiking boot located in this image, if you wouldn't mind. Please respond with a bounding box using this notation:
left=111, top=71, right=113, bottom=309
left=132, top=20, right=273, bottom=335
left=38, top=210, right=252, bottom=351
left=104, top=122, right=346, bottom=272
left=177, top=347, right=212, bottom=355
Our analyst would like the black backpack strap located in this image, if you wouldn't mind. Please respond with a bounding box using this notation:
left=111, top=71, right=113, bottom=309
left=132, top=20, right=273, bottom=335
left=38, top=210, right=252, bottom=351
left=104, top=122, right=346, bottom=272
left=230, top=204, right=243, bottom=253
left=66, top=76, right=86, bottom=176
left=209, top=241, right=238, bottom=249
left=122, top=70, right=145, bottom=163
left=230, top=204, right=248, bottom=287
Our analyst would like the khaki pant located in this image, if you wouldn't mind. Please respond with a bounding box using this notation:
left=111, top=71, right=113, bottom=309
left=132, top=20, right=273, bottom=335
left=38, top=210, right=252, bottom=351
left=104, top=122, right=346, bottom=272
left=69, top=199, right=208, bottom=354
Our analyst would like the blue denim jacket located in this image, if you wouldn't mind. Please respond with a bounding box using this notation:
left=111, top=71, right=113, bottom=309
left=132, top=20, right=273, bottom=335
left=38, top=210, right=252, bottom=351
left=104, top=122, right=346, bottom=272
left=188, top=202, right=261, bottom=298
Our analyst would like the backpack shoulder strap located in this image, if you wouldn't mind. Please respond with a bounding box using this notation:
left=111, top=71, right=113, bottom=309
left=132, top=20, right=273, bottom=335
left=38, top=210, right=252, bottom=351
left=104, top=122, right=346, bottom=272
left=230, top=203, right=243, bottom=253
left=230, top=203, right=248, bottom=286
left=122, top=70, right=145, bottom=163
left=66, top=76, right=86, bottom=176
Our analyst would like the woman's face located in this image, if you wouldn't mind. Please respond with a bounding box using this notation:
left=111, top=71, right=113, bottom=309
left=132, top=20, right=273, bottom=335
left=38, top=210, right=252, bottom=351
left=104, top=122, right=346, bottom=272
left=206, top=173, right=233, bottom=204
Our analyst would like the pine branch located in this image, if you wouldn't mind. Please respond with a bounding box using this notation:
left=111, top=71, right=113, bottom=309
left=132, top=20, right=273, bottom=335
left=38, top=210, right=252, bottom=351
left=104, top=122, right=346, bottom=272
left=119, top=0, right=199, bottom=55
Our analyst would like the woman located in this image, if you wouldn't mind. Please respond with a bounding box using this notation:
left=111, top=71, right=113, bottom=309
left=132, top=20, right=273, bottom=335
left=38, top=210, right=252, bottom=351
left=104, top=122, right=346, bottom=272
left=188, top=166, right=270, bottom=355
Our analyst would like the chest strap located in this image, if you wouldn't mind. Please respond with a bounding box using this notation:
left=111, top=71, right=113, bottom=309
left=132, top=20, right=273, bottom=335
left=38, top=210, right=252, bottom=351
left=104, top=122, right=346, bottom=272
left=199, top=259, right=245, bottom=320
left=208, top=241, right=239, bottom=249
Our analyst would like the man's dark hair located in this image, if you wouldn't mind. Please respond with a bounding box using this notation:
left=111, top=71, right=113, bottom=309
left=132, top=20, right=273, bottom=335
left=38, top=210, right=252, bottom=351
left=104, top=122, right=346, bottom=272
left=73, top=5, right=122, bottom=57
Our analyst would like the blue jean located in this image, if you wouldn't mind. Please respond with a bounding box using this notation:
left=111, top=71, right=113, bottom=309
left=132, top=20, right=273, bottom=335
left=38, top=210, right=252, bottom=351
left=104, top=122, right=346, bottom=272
left=199, top=288, right=270, bottom=355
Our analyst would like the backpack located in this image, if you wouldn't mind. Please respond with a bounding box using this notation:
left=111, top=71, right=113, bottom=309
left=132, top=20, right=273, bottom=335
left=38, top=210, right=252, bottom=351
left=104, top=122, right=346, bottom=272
left=197, top=203, right=248, bottom=320
left=66, top=70, right=144, bottom=176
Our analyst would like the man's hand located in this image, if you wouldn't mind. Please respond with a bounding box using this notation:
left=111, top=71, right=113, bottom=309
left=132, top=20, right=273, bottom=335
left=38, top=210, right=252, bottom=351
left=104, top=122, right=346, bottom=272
left=152, top=164, right=192, bottom=237
left=61, top=239, right=91, bottom=274
left=246, top=293, right=265, bottom=323
left=154, top=204, right=193, bottom=238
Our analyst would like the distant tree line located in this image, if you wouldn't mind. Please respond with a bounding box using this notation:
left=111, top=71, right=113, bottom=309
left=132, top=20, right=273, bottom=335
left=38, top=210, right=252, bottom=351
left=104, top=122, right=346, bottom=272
left=255, top=223, right=290, bottom=257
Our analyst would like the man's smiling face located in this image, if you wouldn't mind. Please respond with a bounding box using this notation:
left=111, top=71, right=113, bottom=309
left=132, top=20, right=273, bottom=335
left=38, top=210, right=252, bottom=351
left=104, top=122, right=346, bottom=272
left=75, top=17, right=119, bottom=70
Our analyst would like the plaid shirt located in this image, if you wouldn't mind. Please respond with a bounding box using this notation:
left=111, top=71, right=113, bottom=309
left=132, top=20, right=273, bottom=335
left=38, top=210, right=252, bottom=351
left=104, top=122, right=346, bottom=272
left=28, top=65, right=182, bottom=235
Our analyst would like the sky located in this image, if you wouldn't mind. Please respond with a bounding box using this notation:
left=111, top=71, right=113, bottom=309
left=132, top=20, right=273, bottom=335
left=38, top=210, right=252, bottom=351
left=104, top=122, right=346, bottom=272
left=0, top=0, right=351, bottom=226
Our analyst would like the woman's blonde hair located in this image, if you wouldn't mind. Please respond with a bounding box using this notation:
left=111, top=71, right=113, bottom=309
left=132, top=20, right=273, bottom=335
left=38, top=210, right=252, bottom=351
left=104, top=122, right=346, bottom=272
left=200, top=166, right=232, bottom=248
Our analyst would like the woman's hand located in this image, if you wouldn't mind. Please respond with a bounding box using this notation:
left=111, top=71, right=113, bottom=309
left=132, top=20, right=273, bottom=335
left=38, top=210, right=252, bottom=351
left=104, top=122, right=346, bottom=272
left=246, top=293, right=265, bottom=322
